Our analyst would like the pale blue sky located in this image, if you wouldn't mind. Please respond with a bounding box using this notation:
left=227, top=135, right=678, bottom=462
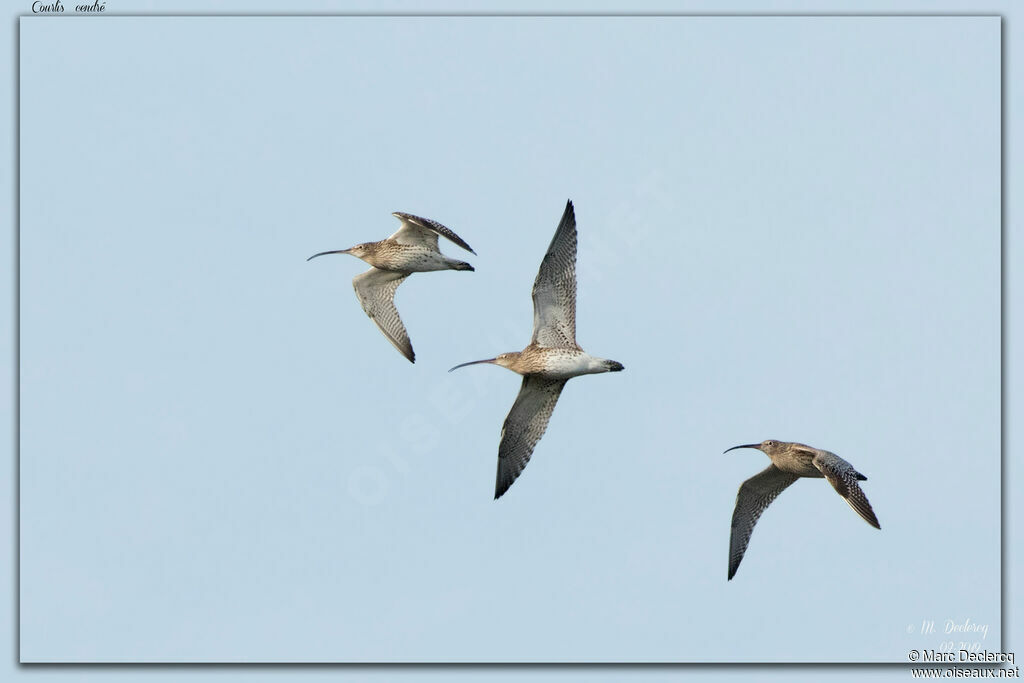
left=3, top=1, right=1016, bottom=681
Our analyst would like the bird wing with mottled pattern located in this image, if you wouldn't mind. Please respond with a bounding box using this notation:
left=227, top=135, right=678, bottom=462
left=390, top=212, right=476, bottom=254
left=729, top=464, right=800, bottom=580
left=351, top=268, right=414, bottom=363
left=494, top=376, right=568, bottom=499
left=531, top=200, right=578, bottom=348
left=812, top=451, right=881, bottom=529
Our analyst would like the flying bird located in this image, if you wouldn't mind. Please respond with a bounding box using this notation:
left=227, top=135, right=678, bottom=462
left=724, top=439, right=881, bottom=580
left=450, top=200, right=623, bottom=499
left=308, top=212, right=476, bottom=363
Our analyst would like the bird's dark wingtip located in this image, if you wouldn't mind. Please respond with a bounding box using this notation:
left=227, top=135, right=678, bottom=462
left=555, top=200, right=576, bottom=231
left=857, top=505, right=881, bottom=529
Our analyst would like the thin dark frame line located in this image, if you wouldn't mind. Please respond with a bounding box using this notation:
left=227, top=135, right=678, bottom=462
left=14, top=10, right=1007, bottom=671
left=17, top=661, right=1010, bottom=669
left=12, top=9, right=20, bottom=670
left=13, top=12, right=1004, bottom=17
left=999, top=14, right=1009, bottom=653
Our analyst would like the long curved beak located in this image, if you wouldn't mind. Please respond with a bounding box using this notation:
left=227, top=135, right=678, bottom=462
left=307, top=248, right=351, bottom=262
left=448, top=358, right=498, bottom=373
left=724, top=443, right=760, bottom=454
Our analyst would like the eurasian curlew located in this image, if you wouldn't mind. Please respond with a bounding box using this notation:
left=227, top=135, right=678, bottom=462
left=724, top=439, right=881, bottom=580
left=308, top=212, right=475, bottom=363
left=450, top=200, right=623, bottom=499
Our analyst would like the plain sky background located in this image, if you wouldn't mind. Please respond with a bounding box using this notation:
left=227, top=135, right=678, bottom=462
left=2, top=1, right=1015, bottom=681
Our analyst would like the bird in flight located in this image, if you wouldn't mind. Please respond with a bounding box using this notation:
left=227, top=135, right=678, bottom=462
left=724, top=439, right=881, bottom=580
left=308, top=212, right=476, bottom=363
left=450, top=200, right=623, bottom=499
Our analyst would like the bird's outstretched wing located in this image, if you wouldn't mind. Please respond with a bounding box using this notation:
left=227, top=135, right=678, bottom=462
left=813, top=451, right=881, bottom=529
left=390, top=212, right=476, bottom=254
left=729, top=464, right=800, bottom=580
left=494, top=376, right=568, bottom=499
left=531, top=200, right=578, bottom=348
left=351, top=268, right=414, bottom=363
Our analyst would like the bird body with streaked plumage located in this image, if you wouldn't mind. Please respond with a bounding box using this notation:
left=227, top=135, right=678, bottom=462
left=724, top=439, right=881, bottom=580
left=308, top=211, right=476, bottom=363
left=450, top=200, right=623, bottom=499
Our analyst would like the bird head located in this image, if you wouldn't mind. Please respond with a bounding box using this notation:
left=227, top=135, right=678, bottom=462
left=306, top=243, right=371, bottom=262
left=724, top=439, right=783, bottom=456
left=346, top=243, right=373, bottom=258
left=448, top=352, right=520, bottom=373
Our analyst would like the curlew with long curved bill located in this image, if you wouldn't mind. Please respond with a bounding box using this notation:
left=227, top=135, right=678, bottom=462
left=450, top=200, right=623, bottom=499
left=308, top=212, right=476, bottom=363
left=724, top=439, right=881, bottom=580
